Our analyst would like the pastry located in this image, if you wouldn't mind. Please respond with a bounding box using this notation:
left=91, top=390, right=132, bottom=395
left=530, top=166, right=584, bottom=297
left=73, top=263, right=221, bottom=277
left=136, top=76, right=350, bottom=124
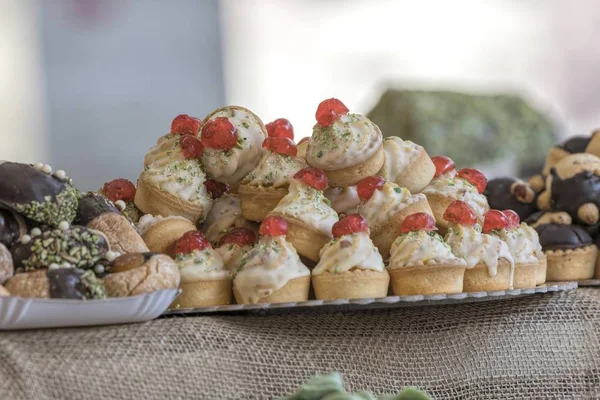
left=0, top=285, right=9, bottom=297
left=137, top=214, right=197, bottom=255
left=511, top=213, right=547, bottom=285
left=5, top=269, right=49, bottom=298
left=103, top=252, right=180, bottom=297
left=199, top=105, right=267, bottom=189
left=135, top=118, right=212, bottom=223
left=269, top=167, right=339, bottom=261
left=542, top=135, right=591, bottom=176
left=444, top=202, right=515, bottom=292
left=356, top=176, right=433, bottom=260
left=585, top=129, right=600, bottom=157
left=306, top=98, right=384, bottom=187
left=238, top=137, right=308, bottom=221
left=0, top=162, right=79, bottom=227
left=324, top=186, right=361, bottom=216
left=215, top=227, right=257, bottom=274
left=0, top=243, right=14, bottom=284
left=5, top=267, right=105, bottom=299
left=97, top=178, right=142, bottom=223
left=0, top=208, right=27, bottom=247
left=201, top=193, right=255, bottom=246
left=75, top=193, right=148, bottom=254
left=297, top=137, right=310, bottom=160
left=312, top=214, right=389, bottom=300
left=170, top=231, right=232, bottom=308
left=233, top=216, right=310, bottom=304
left=483, top=177, right=538, bottom=221
left=377, top=136, right=435, bottom=193
left=387, top=213, right=466, bottom=295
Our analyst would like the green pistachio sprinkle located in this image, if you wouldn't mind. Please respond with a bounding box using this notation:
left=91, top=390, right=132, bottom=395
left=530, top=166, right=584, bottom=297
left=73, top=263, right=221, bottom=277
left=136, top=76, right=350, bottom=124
left=81, top=270, right=106, bottom=299
left=15, top=184, right=80, bottom=227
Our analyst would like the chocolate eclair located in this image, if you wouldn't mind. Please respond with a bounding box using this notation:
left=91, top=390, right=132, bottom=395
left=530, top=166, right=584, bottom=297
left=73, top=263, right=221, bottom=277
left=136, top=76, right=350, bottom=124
left=75, top=193, right=148, bottom=254
left=5, top=267, right=105, bottom=299
left=483, top=177, right=538, bottom=221
left=0, top=208, right=27, bottom=247
left=0, top=162, right=80, bottom=227
left=0, top=243, right=14, bottom=284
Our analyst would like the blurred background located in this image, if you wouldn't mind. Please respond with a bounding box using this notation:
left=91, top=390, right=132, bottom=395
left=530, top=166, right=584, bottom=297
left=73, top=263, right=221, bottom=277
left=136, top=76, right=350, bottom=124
left=1, top=0, right=600, bottom=190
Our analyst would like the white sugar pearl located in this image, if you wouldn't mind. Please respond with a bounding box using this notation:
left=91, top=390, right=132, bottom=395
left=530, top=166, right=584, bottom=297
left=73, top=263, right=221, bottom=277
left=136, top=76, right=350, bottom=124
left=21, top=235, right=31, bottom=244
left=94, top=264, right=105, bottom=274
left=105, top=251, right=118, bottom=262
left=49, top=263, right=60, bottom=270
left=61, top=262, right=72, bottom=268
left=54, top=170, right=67, bottom=180
left=115, top=200, right=126, bottom=211
left=58, top=221, right=70, bottom=231
left=33, top=162, right=44, bottom=170
left=41, top=164, right=53, bottom=174
left=30, top=228, right=42, bottom=237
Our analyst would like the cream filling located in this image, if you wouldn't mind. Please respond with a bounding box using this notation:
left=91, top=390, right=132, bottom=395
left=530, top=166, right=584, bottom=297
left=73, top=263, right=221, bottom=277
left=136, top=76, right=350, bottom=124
left=241, top=150, right=307, bottom=188
left=306, top=113, right=382, bottom=170
left=388, top=230, right=466, bottom=269
left=202, top=194, right=253, bottom=244
left=496, top=227, right=539, bottom=264
left=312, top=231, right=384, bottom=275
left=137, top=214, right=191, bottom=235
left=176, top=248, right=230, bottom=283
left=421, top=177, right=489, bottom=220
left=234, top=236, right=310, bottom=304
left=377, top=137, right=421, bottom=183
left=216, top=243, right=250, bottom=275
left=519, top=223, right=544, bottom=257
left=324, top=186, right=360, bottom=216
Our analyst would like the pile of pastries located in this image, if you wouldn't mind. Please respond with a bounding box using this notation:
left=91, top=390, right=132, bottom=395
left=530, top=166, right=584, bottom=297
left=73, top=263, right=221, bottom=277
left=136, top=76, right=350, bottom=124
left=0, top=99, right=596, bottom=307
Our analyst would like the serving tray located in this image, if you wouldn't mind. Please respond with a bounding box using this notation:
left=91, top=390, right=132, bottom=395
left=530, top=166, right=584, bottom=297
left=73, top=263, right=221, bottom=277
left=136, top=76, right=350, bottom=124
left=577, top=279, right=600, bottom=287
left=164, top=282, right=577, bottom=316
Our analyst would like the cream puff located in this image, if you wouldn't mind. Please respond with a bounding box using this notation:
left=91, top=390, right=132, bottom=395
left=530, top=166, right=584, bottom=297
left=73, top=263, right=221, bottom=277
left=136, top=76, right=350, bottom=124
left=215, top=227, right=257, bottom=274
left=312, top=214, right=388, bottom=300
left=509, top=213, right=546, bottom=286
left=137, top=214, right=197, bottom=255
left=306, top=98, right=384, bottom=187
left=377, top=136, right=435, bottom=193
left=387, top=213, right=466, bottom=295
left=324, top=186, right=361, bottom=216
left=356, top=176, right=433, bottom=260
left=201, top=193, right=255, bottom=246
left=233, top=216, right=310, bottom=304
left=5, top=267, right=106, bottom=299
left=268, top=167, right=339, bottom=261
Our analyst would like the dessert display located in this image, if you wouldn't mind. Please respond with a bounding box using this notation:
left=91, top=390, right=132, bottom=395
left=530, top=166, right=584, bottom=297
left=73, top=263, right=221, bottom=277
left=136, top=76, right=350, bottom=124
left=377, top=136, right=435, bottom=193
left=201, top=192, right=255, bottom=245
left=97, top=178, right=142, bottom=223
left=306, top=98, right=384, bottom=187
left=312, top=214, right=388, bottom=300
left=215, top=227, right=257, bottom=274
left=137, top=214, right=197, bottom=255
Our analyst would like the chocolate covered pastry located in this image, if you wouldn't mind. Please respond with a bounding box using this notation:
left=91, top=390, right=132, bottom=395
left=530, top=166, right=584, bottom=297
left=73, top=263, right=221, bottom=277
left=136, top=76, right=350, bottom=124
left=5, top=267, right=105, bottom=299
left=483, top=177, right=538, bottom=221
left=0, top=208, right=27, bottom=248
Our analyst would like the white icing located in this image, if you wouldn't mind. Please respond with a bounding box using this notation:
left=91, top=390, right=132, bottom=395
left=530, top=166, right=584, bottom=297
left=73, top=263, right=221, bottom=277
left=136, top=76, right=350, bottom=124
left=202, top=194, right=253, bottom=244
left=388, top=230, right=466, bottom=269
left=519, top=223, right=544, bottom=256
left=176, top=248, right=230, bottom=282
left=495, top=226, right=539, bottom=264
left=306, top=113, right=382, bottom=170
left=377, top=137, right=421, bottom=183
left=216, top=243, right=251, bottom=274
left=313, top=231, right=385, bottom=275
left=234, top=236, right=310, bottom=304
left=421, top=176, right=489, bottom=220
left=324, top=186, right=360, bottom=216
left=137, top=214, right=191, bottom=235
left=241, top=150, right=307, bottom=188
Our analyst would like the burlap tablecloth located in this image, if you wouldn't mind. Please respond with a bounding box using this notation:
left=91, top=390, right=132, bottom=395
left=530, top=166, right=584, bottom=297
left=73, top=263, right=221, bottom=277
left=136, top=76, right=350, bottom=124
left=1, top=289, right=599, bottom=399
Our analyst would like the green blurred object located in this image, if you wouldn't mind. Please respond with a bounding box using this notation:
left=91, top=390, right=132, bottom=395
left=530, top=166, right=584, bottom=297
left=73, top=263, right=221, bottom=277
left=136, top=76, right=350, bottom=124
left=367, top=90, right=558, bottom=170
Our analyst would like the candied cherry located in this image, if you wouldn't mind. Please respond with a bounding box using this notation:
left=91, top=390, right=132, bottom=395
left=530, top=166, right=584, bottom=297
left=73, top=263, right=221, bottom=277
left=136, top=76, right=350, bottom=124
left=204, top=179, right=230, bottom=199
left=103, top=179, right=136, bottom=202
left=259, top=216, right=288, bottom=237
left=294, top=167, right=328, bottom=190
left=173, top=231, right=211, bottom=255
left=179, top=135, right=204, bottom=158
left=482, top=210, right=510, bottom=233
left=357, top=176, right=385, bottom=202
left=262, top=137, right=297, bottom=157
left=332, top=214, right=368, bottom=238
left=218, top=227, right=257, bottom=248
left=266, top=118, right=294, bottom=140
left=457, top=168, right=487, bottom=194
left=443, top=200, right=477, bottom=226
left=400, top=213, right=437, bottom=234
left=502, top=209, right=520, bottom=228
left=315, top=98, right=349, bottom=126
left=200, top=117, right=237, bottom=150
left=298, top=137, right=310, bottom=146
left=171, top=114, right=201, bottom=136
left=431, top=156, right=455, bottom=178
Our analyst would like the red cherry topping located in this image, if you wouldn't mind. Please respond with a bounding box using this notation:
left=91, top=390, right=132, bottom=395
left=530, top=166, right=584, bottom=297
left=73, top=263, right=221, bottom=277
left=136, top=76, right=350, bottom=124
left=456, top=168, right=487, bottom=194
left=357, top=176, right=386, bottom=202
left=262, top=137, right=298, bottom=157
left=332, top=213, right=368, bottom=238
left=502, top=209, right=520, bottom=228
left=298, top=137, right=310, bottom=146
left=266, top=118, right=294, bottom=140
left=259, top=216, right=288, bottom=237
left=482, top=210, right=510, bottom=233
left=293, top=167, right=328, bottom=190
left=400, top=213, right=437, bottom=234
left=170, top=114, right=201, bottom=136
left=315, top=98, right=349, bottom=126
left=103, top=179, right=136, bottom=202
left=218, top=227, right=257, bottom=248
left=179, top=135, right=204, bottom=159
left=200, top=117, right=237, bottom=150
left=443, top=200, right=477, bottom=226
left=173, top=231, right=211, bottom=255
left=204, top=179, right=230, bottom=199
left=431, top=156, right=455, bottom=178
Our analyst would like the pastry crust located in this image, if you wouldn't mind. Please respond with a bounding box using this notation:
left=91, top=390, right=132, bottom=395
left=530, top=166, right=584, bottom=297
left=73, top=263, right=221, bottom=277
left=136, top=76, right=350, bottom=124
left=542, top=146, right=570, bottom=176
left=545, top=245, right=597, bottom=281
left=388, top=264, right=465, bottom=296
left=0, top=284, right=9, bottom=297
left=87, top=212, right=148, bottom=254
left=585, top=129, right=600, bottom=158
left=5, top=270, right=49, bottom=298
left=104, top=254, right=181, bottom=297
left=370, top=198, right=434, bottom=260
left=513, top=262, right=539, bottom=289
left=141, top=218, right=197, bottom=255
left=269, top=214, right=331, bottom=262
left=391, top=147, right=435, bottom=194
left=237, top=185, right=288, bottom=222
left=463, top=258, right=512, bottom=292
left=424, top=192, right=486, bottom=236
left=171, top=278, right=232, bottom=309
left=233, top=275, right=310, bottom=304
left=0, top=243, right=14, bottom=284
left=312, top=269, right=390, bottom=300
left=134, top=176, right=208, bottom=224
left=321, top=145, right=385, bottom=188
left=536, top=254, right=547, bottom=286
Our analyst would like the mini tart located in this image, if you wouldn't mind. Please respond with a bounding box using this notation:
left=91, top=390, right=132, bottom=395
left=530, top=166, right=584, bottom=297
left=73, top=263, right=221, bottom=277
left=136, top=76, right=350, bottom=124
left=104, top=253, right=180, bottom=297
left=519, top=223, right=547, bottom=285
left=312, top=231, right=388, bottom=300
left=0, top=243, right=14, bottom=284
left=306, top=113, right=384, bottom=187
left=171, top=248, right=232, bottom=309
left=201, top=194, right=255, bottom=245
left=357, top=182, right=433, bottom=260
left=494, top=226, right=539, bottom=289
left=200, top=106, right=268, bottom=187
left=233, top=235, right=310, bottom=304
left=238, top=150, right=308, bottom=221
left=387, top=230, right=466, bottom=295
left=138, top=214, right=197, bottom=255
left=324, top=186, right=360, bottom=216
left=216, top=243, right=251, bottom=274
left=135, top=134, right=212, bottom=224
left=377, top=137, right=435, bottom=193
left=5, top=268, right=105, bottom=299
left=445, top=224, right=515, bottom=292
left=269, top=180, right=339, bottom=261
